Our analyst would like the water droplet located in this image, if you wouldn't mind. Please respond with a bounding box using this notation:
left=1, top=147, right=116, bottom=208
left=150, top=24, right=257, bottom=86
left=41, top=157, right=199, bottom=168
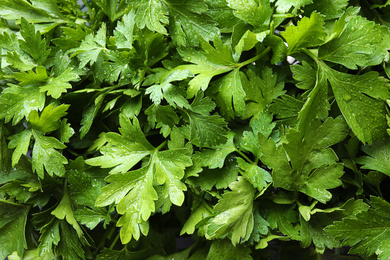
left=343, top=93, right=351, bottom=101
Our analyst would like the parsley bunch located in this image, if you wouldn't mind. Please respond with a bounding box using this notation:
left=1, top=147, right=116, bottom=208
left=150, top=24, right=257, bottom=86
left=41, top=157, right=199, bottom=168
left=1, top=0, right=390, bottom=259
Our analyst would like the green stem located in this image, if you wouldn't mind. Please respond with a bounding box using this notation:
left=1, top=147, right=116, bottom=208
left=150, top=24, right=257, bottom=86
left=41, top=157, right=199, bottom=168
left=109, top=232, right=121, bottom=250
left=237, top=47, right=272, bottom=68
left=273, top=13, right=295, bottom=18
left=235, top=149, right=253, bottom=164
left=156, top=140, right=168, bottom=151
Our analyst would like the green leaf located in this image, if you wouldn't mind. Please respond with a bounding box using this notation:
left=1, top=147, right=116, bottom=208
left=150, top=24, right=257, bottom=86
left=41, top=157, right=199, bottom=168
left=92, top=115, right=192, bottom=243
left=40, top=68, right=80, bottom=99
left=297, top=64, right=329, bottom=131
left=31, top=130, right=67, bottom=178
left=206, top=239, right=253, bottom=260
left=56, top=221, right=85, bottom=260
left=227, top=0, right=272, bottom=29
left=96, top=0, right=127, bottom=22
left=187, top=153, right=239, bottom=190
left=0, top=30, right=36, bottom=71
left=51, top=188, right=83, bottom=237
left=145, top=104, right=180, bottom=137
left=304, top=0, right=349, bottom=20
left=29, top=104, right=69, bottom=133
left=0, top=200, right=29, bottom=260
left=0, top=85, right=46, bottom=125
left=177, top=37, right=237, bottom=97
left=165, top=0, right=219, bottom=47
left=260, top=117, right=348, bottom=203
left=86, top=117, right=154, bottom=174
left=114, top=10, right=136, bottom=49
left=185, top=110, right=228, bottom=148
left=237, top=157, right=271, bottom=191
left=79, top=93, right=105, bottom=139
left=134, top=0, right=168, bottom=35
left=211, top=68, right=246, bottom=117
left=291, top=61, right=316, bottom=90
left=74, top=208, right=109, bottom=230
left=266, top=204, right=301, bottom=240
left=0, top=0, right=65, bottom=24
left=203, top=177, right=255, bottom=245
left=14, top=66, right=48, bottom=86
left=325, top=197, right=390, bottom=259
left=281, top=12, right=327, bottom=54
left=59, top=119, right=75, bottom=143
left=70, top=23, right=107, bottom=68
left=319, top=14, right=390, bottom=69
left=8, top=130, right=32, bottom=167
left=275, top=0, right=313, bottom=14
left=326, top=69, right=390, bottom=144
left=181, top=199, right=213, bottom=235
left=243, top=66, right=285, bottom=118
left=356, top=138, right=390, bottom=176
left=19, top=18, right=51, bottom=65
left=195, top=132, right=236, bottom=169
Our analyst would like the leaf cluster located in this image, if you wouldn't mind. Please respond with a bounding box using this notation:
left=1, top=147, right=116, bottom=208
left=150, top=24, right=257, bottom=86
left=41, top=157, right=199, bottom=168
left=1, top=0, right=390, bottom=259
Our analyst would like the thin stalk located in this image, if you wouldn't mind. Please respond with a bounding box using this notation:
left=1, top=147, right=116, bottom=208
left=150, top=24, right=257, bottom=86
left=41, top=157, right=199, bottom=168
left=237, top=47, right=272, bottom=68
left=109, top=232, right=121, bottom=250
left=235, top=148, right=254, bottom=164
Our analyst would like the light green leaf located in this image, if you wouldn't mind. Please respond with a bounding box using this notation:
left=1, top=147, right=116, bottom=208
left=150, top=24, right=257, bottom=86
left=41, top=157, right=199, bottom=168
left=134, top=0, right=168, bottom=35
left=181, top=200, right=213, bottom=235
left=70, top=23, right=107, bottom=68
left=177, top=37, right=237, bottom=97
left=51, top=189, right=83, bottom=237
left=204, top=177, right=255, bottom=245
left=14, top=66, right=48, bottom=86
left=97, top=165, right=156, bottom=243
left=59, top=119, right=75, bottom=143
left=114, top=10, right=136, bottom=49
left=281, top=12, right=327, bottom=54
left=0, top=0, right=65, bottom=23
left=40, top=68, right=80, bottom=99
left=297, top=64, right=329, bottom=131
left=29, top=104, right=69, bottom=133
left=8, top=130, right=32, bottom=167
left=0, top=85, right=46, bottom=125
left=237, top=157, right=271, bottom=191
left=227, top=0, right=271, bottom=29
left=275, top=0, right=313, bottom=13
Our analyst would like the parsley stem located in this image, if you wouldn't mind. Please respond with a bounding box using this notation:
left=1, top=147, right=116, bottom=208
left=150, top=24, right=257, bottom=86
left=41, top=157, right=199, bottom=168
left=235, top=148, right=253, bottom=164
left=237, top=47, right=272, bottom=68
left=109, top=232, right=121, bottom=250
left=156, top=140, right=168, bottom=151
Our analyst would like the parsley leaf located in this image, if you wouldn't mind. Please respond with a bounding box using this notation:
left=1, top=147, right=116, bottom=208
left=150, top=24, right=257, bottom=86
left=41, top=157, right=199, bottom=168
left=0, top=200, right=29, bottom=259
left=325, top=197, right=390, bottom=259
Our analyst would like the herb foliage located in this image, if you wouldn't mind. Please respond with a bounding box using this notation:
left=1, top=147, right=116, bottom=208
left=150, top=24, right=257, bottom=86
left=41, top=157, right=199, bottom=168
left=1, top=0, right=390, bottom=259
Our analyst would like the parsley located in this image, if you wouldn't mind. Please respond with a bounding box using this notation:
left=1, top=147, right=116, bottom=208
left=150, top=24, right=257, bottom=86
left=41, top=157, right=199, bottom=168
left=1, top=1, right=390, bottom=259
